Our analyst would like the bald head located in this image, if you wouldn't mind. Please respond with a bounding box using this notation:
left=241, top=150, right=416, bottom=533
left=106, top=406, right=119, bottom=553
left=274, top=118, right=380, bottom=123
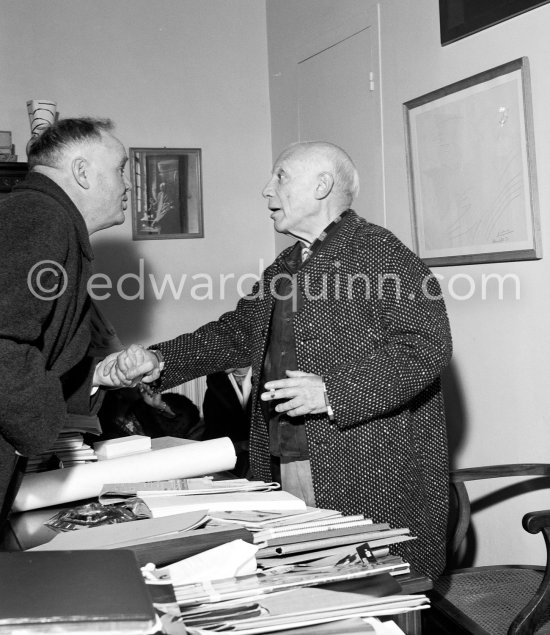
left=279, top=141, right=360, bottom=207
left=262, top=140, right=360, bottom=243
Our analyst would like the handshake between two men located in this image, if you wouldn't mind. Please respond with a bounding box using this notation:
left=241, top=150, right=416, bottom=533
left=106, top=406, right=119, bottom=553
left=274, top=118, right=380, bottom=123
left=92, top=344, right=163, bottom=390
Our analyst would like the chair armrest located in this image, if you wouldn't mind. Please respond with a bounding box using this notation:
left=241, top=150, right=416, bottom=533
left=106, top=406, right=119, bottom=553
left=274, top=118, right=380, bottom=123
left=451, top=464, right=550, bottom=483
left=448, top=465, right=550, bottom=560
left=508, top=510, right=550, bottom=634
left=523, top=510, right=550, bottom=534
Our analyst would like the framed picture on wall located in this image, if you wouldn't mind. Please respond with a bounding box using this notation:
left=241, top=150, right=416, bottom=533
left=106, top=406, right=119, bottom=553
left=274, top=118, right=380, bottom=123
left=130, top=148, right=204, bottom=240
left=403, top=57, right=541, bottom=267
left=439, top=0, right=550, bottom=45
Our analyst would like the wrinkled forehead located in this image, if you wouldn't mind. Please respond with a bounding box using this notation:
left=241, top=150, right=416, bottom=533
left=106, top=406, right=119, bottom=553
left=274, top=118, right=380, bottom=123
left=272, top=146, right=318, bottom=174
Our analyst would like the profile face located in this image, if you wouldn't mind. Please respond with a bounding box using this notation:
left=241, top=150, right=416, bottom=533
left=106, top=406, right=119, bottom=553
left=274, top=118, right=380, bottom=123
left=88, top=133, right=130, bottom=230
left=262, top=148, right=320, bottom=237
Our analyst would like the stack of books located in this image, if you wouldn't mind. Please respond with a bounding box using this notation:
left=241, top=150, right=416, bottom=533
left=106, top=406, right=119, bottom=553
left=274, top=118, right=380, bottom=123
left=142, top=506, right=423, bottom=633
left=24, top=451, right=60, bottom=474
left=25, top=432, right=99, bottom=474
left=147, top=527, right=426, bottom=634
left=209, top=507, right=414, bottom=566
left=53, top=432, right=98, bottom=467
left=253, top=513, right=414, bottom=561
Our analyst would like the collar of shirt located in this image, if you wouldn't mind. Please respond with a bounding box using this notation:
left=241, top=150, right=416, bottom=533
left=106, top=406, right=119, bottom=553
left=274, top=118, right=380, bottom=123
left=283, top=209, right=350, bottom=274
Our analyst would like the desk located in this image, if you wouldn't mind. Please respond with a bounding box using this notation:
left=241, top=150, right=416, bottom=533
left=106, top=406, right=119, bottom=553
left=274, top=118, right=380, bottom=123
left=6, top=506, right=432, bottom=635
left=5, top=448, right=432, bottom=635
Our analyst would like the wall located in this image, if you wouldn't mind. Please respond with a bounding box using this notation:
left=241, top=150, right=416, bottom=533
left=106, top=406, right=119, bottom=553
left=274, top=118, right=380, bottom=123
left=266, top=0, right=382, bottom=254
left=266, top=0, right=550, bottom=567
left=0, top=0, right=274, bottom=346
left=380, top=0, right=550, bottom=567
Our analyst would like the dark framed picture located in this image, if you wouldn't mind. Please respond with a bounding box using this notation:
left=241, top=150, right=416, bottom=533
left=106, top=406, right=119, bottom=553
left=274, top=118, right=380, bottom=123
left=440, top=0, right=550, bottom=45
left=130, top=148, right=203, bottom=240
left=0, top=162, right=27, bottom=198
left=403, top=58, right=541, bottom=266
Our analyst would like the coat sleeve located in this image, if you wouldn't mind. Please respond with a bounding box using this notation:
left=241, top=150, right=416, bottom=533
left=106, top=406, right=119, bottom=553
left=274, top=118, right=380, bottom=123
left=323, top=234, right=452, bottom=429
left=153, top=278, right=264, bottom=390
left=63, top=301, right=125, bottom=418
left=0, top=207, right=71, bottom=456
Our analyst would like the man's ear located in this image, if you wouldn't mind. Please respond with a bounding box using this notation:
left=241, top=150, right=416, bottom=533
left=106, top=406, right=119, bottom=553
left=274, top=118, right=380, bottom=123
left=72, top=157, right=90, bottom=189
left=315, top=172, right=334, bottom=200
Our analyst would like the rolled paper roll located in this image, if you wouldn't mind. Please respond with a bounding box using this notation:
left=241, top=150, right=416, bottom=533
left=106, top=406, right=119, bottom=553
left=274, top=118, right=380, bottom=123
left=12, top=437, right=237, bottom=512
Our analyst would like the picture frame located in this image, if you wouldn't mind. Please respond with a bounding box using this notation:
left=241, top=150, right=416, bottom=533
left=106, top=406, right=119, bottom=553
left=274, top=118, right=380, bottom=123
left=130, top=148, right=203, bottom=240
left=439, top=0, right=550, bottom=46
left=403, top=57, right=541, bottom=267
left=0, top=162, right=27, bottom=198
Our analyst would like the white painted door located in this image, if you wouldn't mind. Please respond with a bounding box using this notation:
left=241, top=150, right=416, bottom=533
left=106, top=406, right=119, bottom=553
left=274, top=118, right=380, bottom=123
left=297, top=25, right=384, bottom=226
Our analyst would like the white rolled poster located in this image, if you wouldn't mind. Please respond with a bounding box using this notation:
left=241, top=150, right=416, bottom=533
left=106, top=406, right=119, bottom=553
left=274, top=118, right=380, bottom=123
left=13, top=437, right=236, bottom=512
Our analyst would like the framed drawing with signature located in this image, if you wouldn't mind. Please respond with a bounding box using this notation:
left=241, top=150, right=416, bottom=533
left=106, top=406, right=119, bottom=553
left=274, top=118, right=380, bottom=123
left=403, top=57, right=541, bottom=266
left=130, top=148, right=203, bottom=240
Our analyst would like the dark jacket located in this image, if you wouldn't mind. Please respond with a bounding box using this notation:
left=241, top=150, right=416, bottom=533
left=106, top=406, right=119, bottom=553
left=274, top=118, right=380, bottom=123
left=203, top=371, right=251, bottom=443
left=155, top=211, right=452, bottom=579
left=0, top=173, right=98, bottom=508
left=203, top=371, right=252, bottom=478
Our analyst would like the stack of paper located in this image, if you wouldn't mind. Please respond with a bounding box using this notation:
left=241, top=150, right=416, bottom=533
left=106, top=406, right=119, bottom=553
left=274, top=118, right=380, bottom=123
left=141, top=490, right=307, bottom=518
left=143, top=508, right=419, bottom=632
left=99, top=477, right=280, bottom=504
left=150, top=551, right=426, bottom=634
left=169, top=561, right=410, bottom=607
left=209, top=507, right=343, bottom=530
left=178, top=583, right=429, bottom=634
left=31, top=511, right=255, bottom=568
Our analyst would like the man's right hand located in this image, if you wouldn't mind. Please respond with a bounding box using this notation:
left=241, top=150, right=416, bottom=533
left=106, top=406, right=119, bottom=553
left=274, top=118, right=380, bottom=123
left=93, top=344, right=162, bottom=389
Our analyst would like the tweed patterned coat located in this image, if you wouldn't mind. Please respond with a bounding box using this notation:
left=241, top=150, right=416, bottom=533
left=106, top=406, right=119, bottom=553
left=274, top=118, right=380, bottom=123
left=156, top=211, right=452, bottom=579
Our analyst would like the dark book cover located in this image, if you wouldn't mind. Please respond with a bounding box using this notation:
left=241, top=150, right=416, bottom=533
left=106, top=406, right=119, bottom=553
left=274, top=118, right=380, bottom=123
left=0, top=550, right=156, bottom=632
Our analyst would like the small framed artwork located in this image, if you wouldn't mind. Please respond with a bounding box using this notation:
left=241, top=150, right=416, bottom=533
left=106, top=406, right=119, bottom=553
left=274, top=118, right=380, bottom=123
left=130, top=148, right=203, bottom=240
left=439, top=0, right=550, bottom=46
left=403, top=57, right=541, bottom=266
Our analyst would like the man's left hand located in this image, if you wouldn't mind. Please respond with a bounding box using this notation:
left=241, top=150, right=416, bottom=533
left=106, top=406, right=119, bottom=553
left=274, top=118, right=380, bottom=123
left=261, top=370, right=326, bottom=417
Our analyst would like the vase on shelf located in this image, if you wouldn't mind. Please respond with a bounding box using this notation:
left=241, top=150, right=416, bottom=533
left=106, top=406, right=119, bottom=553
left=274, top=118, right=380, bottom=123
left=26, top=99, right=57, bottom=155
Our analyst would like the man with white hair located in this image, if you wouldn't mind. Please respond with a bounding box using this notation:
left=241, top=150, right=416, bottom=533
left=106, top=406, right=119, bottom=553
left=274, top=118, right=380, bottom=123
left=152, top=141, right=452, bottom=579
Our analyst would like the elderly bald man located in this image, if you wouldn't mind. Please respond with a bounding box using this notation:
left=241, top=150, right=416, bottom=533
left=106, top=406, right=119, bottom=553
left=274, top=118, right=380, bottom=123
left=150, top=141, right=452, bottom=579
